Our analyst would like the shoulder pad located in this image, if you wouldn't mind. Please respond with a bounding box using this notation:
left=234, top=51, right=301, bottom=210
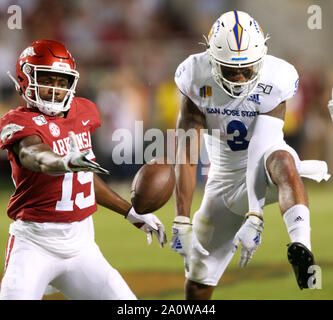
left=258, top=55, right=299, bottom=113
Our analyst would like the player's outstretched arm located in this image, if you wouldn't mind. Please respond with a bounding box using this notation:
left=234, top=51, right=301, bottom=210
left=174, top=94, right=206, bottom=219
left=14, top=131, right=109, bottom=175
left=94, top=174, right=132, bottom=215
left=94, top=174, right=167, bottom=247
left=171, top=94, right=208, bottom=269
left=14, top=134, right=69, bottom=174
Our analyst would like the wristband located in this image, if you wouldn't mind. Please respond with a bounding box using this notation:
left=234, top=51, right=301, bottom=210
left=125, top=206, right=136, bottom=219
left=173, top=215, right=192, bottom=225
left=245, top=212, right=264, bottom=222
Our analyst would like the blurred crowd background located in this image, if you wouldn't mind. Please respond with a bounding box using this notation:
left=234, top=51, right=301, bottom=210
left=0, top=0, right=333, bottom=183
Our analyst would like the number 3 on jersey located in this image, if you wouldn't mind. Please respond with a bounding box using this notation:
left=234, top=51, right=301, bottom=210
left=227, top=120, right=249, bottom=151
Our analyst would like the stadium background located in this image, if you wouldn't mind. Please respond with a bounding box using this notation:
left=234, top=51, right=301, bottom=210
left=0, top=0, right=332, bottom=299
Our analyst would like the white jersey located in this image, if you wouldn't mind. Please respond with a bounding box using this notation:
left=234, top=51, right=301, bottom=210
left=174, top=52, right=299, bottom=178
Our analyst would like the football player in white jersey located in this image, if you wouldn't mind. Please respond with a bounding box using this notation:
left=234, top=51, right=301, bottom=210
left=170, top=10, right=330, bottom=299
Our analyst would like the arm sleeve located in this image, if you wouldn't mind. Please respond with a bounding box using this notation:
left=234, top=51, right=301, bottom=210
left=246, top=115, right=285, bottom=214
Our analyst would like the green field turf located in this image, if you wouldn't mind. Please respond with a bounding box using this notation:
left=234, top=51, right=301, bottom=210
left=0, top=179, right=332, bottom=300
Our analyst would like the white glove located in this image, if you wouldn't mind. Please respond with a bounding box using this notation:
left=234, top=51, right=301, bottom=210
left=126, top=207, right=167, bottom=248
left=170, top=216, right=208, bottom=272
left=328, top=88, right=333, bottom=122
left=232, top=214, right=264, bottom=267
left=62, top=131, right=109, bottom=174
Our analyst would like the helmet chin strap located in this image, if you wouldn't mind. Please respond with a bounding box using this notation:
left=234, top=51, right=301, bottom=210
left=220, top=76, right=257, bottom=99
left=40, top=99, right=64, bottom=108
left=37, top=93, right=70, bottom=116
left=223, top=83, right=245, bottom=98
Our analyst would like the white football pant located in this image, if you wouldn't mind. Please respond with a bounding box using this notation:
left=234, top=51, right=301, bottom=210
left=186, top=143, right=329, bottom=286
left=0, top=234, right=136, bottom=300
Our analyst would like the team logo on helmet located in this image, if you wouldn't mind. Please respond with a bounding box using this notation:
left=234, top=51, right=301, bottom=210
left=19, top=46, right=36, bottom=59
left=208, top=20, right=220, bottom=41
left=233, top=11, right=244, bottom=53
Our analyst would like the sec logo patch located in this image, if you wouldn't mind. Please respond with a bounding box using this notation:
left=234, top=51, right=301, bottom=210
left=49, top=122, right=60, bottom=137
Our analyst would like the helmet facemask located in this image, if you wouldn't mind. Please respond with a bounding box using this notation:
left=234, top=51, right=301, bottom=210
left=209, top=54, right=266, bottom=98
left=22, top=63, right=79, bottom=116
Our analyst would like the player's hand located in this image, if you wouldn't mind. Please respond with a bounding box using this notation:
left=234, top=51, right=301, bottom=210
left=232, top=214, right=264, bottom=267
left=126, top=207, right=167, bottom=248
left=170, top=216, right=209, bottom=272
left=328, top=88, right=333, bottom=122
left=62, top=131, right=109, bottom=174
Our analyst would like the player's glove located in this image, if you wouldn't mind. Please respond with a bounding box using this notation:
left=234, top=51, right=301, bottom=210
left=328, top=89, right=333, bottom=122
left=170, top=216, right=209, bottom=272
left=62, top=131, right=109, bottom=174
left=232, top=214, right=264, bottom=267
left=126, top=207, right=167, bottom=248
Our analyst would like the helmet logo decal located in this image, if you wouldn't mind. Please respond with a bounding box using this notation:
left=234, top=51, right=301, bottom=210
left=232, top=10, right=243, bottom=54
left=253, top=19, right=264, bottom=35
left=208, top=20, right=220, bottom=41
left=52, top=61, right=71, bottom=70
left=19, top=46, right=36, bottom=59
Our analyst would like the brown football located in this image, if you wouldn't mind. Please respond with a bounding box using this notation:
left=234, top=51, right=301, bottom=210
left=131, top=162, right=176, bottom=214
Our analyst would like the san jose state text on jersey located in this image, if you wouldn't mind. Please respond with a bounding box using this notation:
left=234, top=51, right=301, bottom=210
left=206, top=107, right=260, bottom=117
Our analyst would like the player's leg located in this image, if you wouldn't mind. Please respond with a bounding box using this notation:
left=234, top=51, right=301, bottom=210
left=0, top=235, right=59, bottom=300
left=185, top=180, right=244, bottom=299
left=51, top=242, right=136, bottom=300
left=265, top=148, right=315, bottom=289
left=185, top=279, right=215, bottom=300
left=266, top=149, right=310, bottom=247
left=266, top=150, right=308, bottom=213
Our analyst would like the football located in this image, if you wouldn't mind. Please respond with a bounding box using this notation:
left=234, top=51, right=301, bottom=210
left=131, top=161, right=176, bottom=214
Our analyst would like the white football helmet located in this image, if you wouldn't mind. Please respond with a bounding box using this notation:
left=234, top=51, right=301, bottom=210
left=207, top=10, right=269, bottom=98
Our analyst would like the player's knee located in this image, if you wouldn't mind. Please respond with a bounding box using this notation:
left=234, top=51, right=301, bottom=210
left=266, top=150, right=297, bottom=185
